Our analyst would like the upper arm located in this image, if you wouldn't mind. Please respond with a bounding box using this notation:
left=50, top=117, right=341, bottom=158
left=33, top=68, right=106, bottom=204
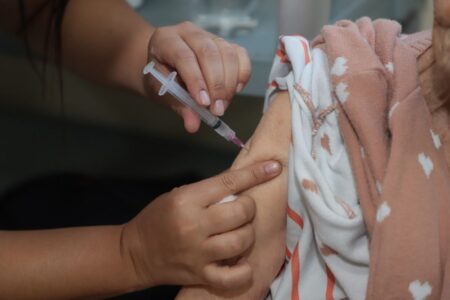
left=176, top=92, right=292, bottom=299
left=232, top=92, right=291, bottom=170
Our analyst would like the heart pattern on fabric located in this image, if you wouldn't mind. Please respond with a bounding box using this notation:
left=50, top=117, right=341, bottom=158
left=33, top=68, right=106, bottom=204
left=409, top=280, right=432, bottom=300
left=418, top=153, right=434, bottom=179
left=376, top=201, right=391, bottom=223
left=335, top=82, right=349, bottom=103
left=385, top=62, right=394, bottom=73
left=331, top=56, right=348, bottom=76
left=430, top=129, right=441, bottom=150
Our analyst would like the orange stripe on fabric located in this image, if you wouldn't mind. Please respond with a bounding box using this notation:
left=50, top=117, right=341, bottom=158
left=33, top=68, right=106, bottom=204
left=268, top=80, right=278, bottom=88
left=276, top=48, right=285, bottom=58
left=287, top=206, right=304, bottom=229
left=291, top=243, right=301, bottom=300
left=276, top=48, right=289, bottom=63
left=325, top=265, right=336, bottom=300
left=286, top=246, right=292, bottom=260
left=300, top=39, right=310, bottom=64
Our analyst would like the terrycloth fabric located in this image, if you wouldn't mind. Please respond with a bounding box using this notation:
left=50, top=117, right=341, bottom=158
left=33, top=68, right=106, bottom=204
left=312, top=18, right=450, bottom=299
left=265, top=36, right=369, bottom=300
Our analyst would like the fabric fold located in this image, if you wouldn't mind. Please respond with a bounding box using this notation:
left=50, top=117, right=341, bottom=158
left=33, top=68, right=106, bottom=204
left=266, top=17, right=450, bottom=300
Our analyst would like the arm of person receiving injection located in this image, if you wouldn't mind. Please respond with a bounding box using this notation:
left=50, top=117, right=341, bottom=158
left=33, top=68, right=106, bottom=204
left=177, top=92, right=292, bottom=300
left=176, top=0, right=450, bottom=297
left=0, top=0, right=251, bottom=132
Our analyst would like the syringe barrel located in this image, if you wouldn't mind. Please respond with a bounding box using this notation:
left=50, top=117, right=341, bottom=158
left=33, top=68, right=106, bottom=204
left=144, top=62, right=218, bottom=127
left=168, top=83, right=218, bottom=126
left=212, top=120, right=236, bottom=142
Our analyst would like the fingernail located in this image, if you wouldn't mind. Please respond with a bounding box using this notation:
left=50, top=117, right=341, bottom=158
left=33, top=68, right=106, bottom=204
left=264, top=162, right=281, bottom=174
left=199, top=90, right=211, bottom=106
left=213, top=100, right=225, bottom=116
left=236, top=83, right=244, bottom=93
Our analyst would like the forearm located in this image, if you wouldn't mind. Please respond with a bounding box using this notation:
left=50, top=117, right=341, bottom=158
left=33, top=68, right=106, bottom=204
left=0, top=0, right=154, bottom=96
left=0, top=225, right=140, bottom=299
left=61, top=0, right=154, bottom=96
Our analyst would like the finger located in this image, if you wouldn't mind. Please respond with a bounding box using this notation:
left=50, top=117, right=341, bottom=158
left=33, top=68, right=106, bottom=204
left=148, top=62, right=201, bottom=132
left=144, top=60, right=172, bottom=98
left=151, top=32, right=212, bottom=108
left=180, top=107, right=201, bottom=133
left=203, top=258, right=253, bottom=289
left=233, top=44, right=252, bottom=93
left=182, top=160, right=282, bottom=207
left=206, top=195, right=256, bottom=235
left=204, top=223, right=255, bottom=262
left=214, top=38, right=239, bottom=109
left=181, top=32, right=227, bottom=116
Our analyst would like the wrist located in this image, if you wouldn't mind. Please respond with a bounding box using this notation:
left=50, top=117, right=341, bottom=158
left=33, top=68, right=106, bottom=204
left=87, top=225, right=147, bottom=297
left=118, top=221, right=158, bottom=291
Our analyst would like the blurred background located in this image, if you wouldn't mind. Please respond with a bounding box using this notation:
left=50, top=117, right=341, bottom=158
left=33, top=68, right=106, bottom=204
left=0, top=0, right=434, bottom=194
left=0, top=1, right=435, bottom=297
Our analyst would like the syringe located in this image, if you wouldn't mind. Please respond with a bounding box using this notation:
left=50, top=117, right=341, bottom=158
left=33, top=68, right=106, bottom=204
left=143, top=61, right=245, bottom=148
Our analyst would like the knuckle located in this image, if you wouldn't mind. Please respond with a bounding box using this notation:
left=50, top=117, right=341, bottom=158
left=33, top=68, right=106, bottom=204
left=235, top=44, right=248, bottom=55
left=241, top=65, right=252, bottom=81
left=250, top=167, right=262, bottom=182
left=232, top=201, right=249, bottom=222
left=236, top=46, right=251, bottom=73
left=211, top=80, right=226, bottom=95
left=240, top=195, right=256, bottom=219
left=174, top=48, right=196, bottom=63
left=169, top=187, right=188, bottom=208
left=178, top=21, right=195, bottom=30
left=217, top=274, right=233, bottom=289
left=221, top=43, right=237, bottom=59
left=199, top=41, right=220, bottom=58
left=150, top=27, right=164, bottom=41
left=220, top=173, right=239, bottom=193
left=227, top=234, right=245, bottom=254
left=192, top=77, right=205, bottom=88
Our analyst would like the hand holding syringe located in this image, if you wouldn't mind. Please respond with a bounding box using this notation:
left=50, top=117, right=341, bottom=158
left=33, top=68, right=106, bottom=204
left=144, top=62, right=245, bottom=148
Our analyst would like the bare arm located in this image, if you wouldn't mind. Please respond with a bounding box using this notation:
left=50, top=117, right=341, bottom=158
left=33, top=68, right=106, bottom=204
left=0, top=226, right=140, bottom=299
left=177, top=92, right=292, bottom=299
left=61, top=0, right=153, bottom=96
left=0, top=0, right=154, bottom=96
left=0, top=162, right=281, bottom=299
left=0, top=0, right=252, bottom=133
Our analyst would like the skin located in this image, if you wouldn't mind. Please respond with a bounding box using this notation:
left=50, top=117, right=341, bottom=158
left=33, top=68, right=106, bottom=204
left=177, top=0, right=450, bottom=298
left=0, top=0, right=251, bottom=133
left=177, top=93, right=291, bottom=299
left=0, top=0, right=277, bottom=299
left=0, top=161, right=282, bottom=299
left=0, top=0, right=447, bottom=298
left=420, top=0, right=450, bottom=164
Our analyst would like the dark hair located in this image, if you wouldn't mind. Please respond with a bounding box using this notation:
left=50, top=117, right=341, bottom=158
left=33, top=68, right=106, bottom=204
left=18, top=0, right=70, bottom=100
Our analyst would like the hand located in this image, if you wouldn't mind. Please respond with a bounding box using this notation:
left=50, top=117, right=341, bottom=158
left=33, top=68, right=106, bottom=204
left=176, top=93, right=291, bottom=300
left=144, top=21, right=251, bottom=133
left=120, top=160, right=282, bottom=290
